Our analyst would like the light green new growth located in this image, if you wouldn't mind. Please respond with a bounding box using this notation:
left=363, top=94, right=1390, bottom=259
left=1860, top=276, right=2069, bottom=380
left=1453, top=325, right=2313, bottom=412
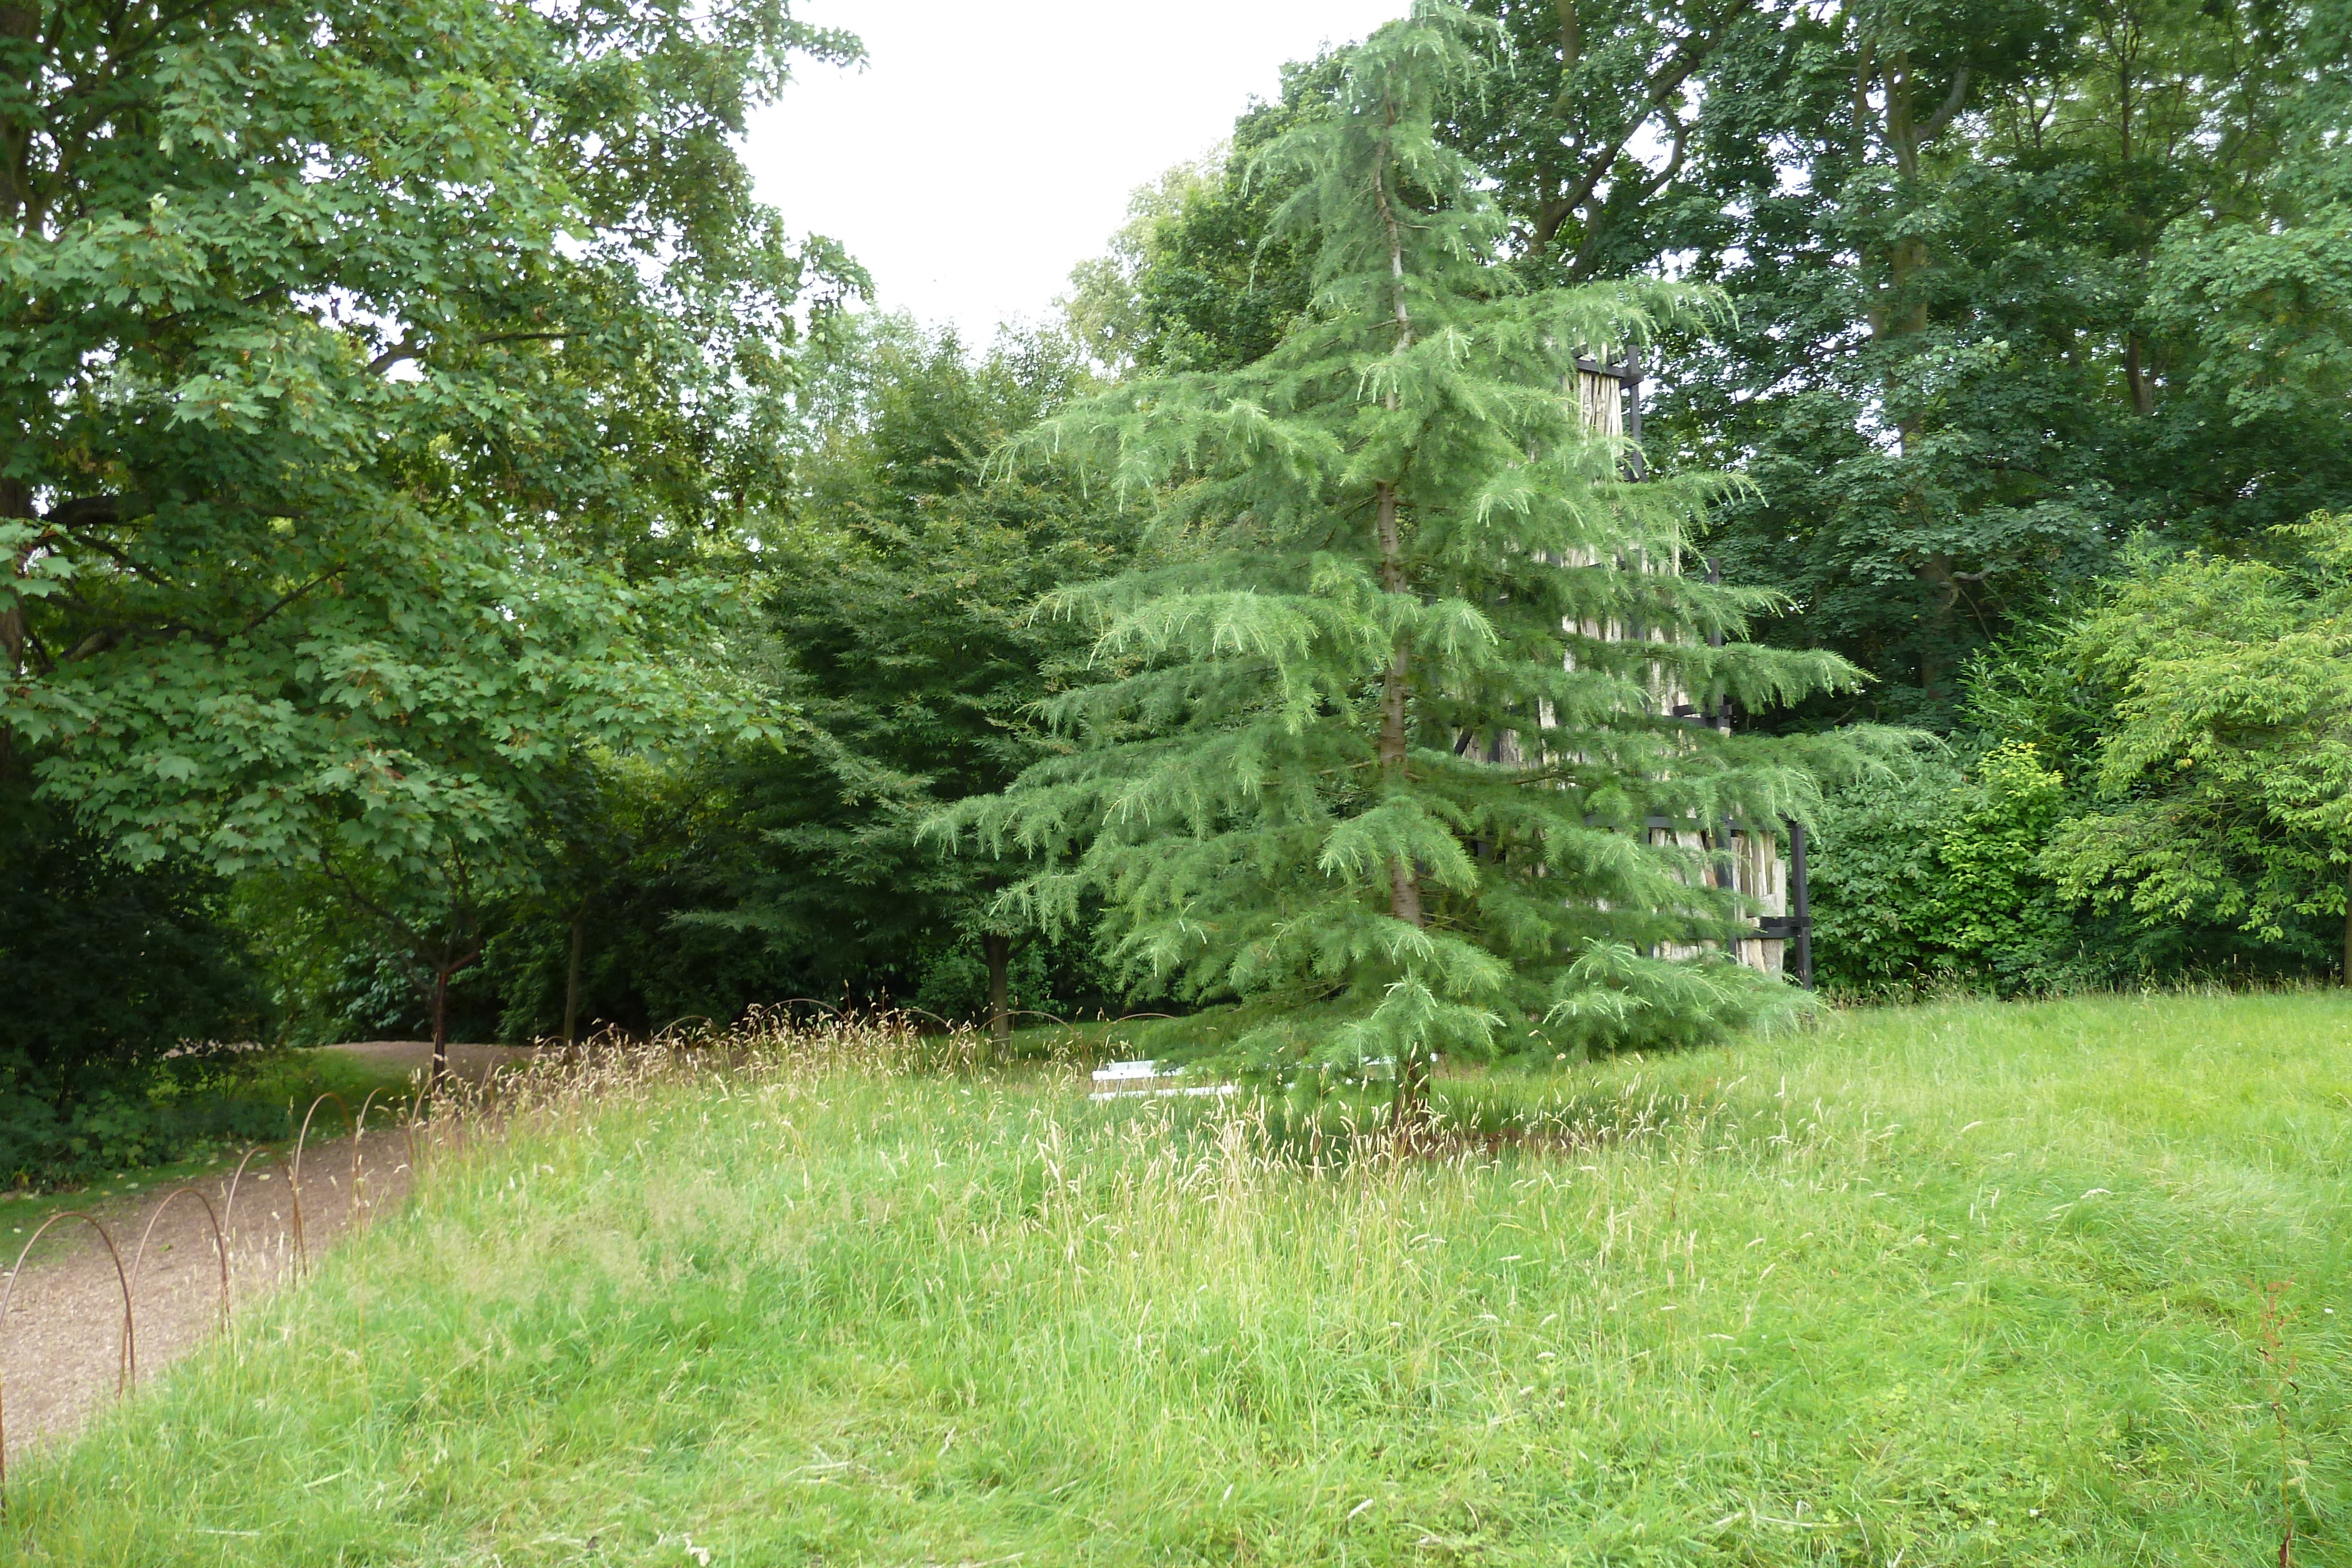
left=2046, top=510, right=2352, bottom=979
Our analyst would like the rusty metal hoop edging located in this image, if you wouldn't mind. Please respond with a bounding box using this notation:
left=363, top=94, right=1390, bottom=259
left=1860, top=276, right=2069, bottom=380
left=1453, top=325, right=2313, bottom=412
left=290, top=1092, right=350, bottom=1205
left=0, top=1211, right=136, bottom=1507
left=403, top=1080, right=433, bottom=1172
left=220, top=1145, right=306, bottom=1276
left=127, top=1186, right=232, bottom=1345
left=349, top=1087, right=392, bottom=1217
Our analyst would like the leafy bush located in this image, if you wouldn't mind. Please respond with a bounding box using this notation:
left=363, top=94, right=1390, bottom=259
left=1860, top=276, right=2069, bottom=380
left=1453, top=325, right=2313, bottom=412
left=1810, top=743, right=2096, bottom=997
left=1934, top=743, right=2084, bottom=991
left=0, top=788, right=270, bottom=1184
left=2043, top=517, right=2352, bottom=980
left=1809, top=748, right=1961, bottom=994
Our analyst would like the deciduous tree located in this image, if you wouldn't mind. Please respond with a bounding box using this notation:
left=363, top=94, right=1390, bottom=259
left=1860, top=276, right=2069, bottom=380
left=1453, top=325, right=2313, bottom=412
left=2045, top=514, right=2352, bottom=981
left=0, top=0, right=855, bottom=1071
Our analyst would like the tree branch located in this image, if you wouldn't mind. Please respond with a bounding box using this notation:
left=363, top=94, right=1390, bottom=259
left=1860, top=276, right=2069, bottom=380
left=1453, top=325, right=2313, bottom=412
left=1920, top=65, right=1973, bottom=141
left=318, top=842, right=434, bottom=981
left=1566, top=112, right=1691, bottom=280
left=41, top=493, right=121, bottom=530
left=1533, top=1, right=1753, bottom=255
left=246, top=567, right=346, bottom=633
left=368, top=329, right=572, bottom=376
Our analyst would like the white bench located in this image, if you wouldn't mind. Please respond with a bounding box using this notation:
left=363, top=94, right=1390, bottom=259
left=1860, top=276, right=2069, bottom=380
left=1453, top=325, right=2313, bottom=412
left=1088, top=1059, right=1237, bottom=1101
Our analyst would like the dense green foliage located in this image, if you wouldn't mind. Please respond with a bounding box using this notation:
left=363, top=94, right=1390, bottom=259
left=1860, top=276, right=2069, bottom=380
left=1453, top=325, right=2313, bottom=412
left=2046, top=514, right=2352, bottom=977
left=9, top=0, right=2351, bottom=1095
left=1806, top=549, right=2352, bottom=997
left=0, top=784, right=266, bottom=1180
left=1808, top=743, right=2084, bottom=996
left=0, top=0, right=856, bottom=1062
left=413, top=320, right=1137, bottom=1043
left=1061, top=65, right=1337, bottom=375
left=696, top=321, right=1128, bottom=1036
left=1462, top=0, right=2352, bottom=725
left=1080, top=0, right=2352, bottom=720
left=941, top=12, right=1859, bottom=1095
left=8, top=995, right=2346, bottom=1562
left=1072, top=0, right=2352, bottom=991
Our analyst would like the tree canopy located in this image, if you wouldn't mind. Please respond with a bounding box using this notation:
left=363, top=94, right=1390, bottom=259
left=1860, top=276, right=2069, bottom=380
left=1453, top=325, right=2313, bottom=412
left=8, top=0, right=2351, bottom=1128
left=938, top=6, right=1860, bottom=1102
left=687, top=318, right=1131, bottom=1039
left=1, top=0, right=859, bottom=1063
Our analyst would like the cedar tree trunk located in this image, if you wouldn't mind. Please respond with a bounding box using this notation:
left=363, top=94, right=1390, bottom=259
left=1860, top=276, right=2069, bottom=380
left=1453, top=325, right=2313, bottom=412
left=984, top=931, right=1012, bottom=1048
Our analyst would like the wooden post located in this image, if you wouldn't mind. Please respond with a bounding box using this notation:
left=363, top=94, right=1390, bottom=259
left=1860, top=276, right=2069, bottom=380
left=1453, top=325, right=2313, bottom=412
left=1789, top=818, right=1813, bottom=989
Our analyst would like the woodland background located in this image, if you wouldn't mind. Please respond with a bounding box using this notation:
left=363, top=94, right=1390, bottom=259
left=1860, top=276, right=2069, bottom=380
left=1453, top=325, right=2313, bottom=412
left=5, top=0, right=2350, bottom=1179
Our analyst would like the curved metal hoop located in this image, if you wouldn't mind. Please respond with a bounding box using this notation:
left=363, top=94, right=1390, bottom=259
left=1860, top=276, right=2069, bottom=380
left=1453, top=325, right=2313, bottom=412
left=290, top=1092, right=351, bottom=1195
left=652, top=1015, right=717, bottom=1050
left=350, top=1088, right=391, bottom=1215
left=0, top=1211, right=135, bottom=1504
left=401, top=1086, right=433, bottom=1172
left=295, top=1087, right=395, bottom=1230
left=221, top=1145, right=306, bottom=1275
left=128, top=1187, right=232, bottom=1344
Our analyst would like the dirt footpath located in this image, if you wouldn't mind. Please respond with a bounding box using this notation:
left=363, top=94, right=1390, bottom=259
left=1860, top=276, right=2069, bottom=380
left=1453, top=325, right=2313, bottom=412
left=0, top=1041, right=535, bottom=1467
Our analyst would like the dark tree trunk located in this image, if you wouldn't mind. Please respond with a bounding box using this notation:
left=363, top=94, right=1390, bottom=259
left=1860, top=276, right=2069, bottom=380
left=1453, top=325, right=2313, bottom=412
left=1377, top=482, right=1428, bottom=1136
left=1375, top=482, right=1423, bottom=932
left=0, top=477, right=28, bottom=781
left=983, top=931, right=1012, bottom=1048
left=2125, top=334, right=2156, bottom=415
left=429, top=970, right=452, bottom=1087
left=1372, top=138, right=1428, bottom=1138
left=424, top=945, right=480, bottom=1088
left=563, top=904, right=586, bottom=1047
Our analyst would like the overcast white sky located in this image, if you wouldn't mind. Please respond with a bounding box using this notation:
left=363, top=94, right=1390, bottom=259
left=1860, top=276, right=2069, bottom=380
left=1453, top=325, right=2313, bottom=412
left=745, top=1, right=1408, bottom=343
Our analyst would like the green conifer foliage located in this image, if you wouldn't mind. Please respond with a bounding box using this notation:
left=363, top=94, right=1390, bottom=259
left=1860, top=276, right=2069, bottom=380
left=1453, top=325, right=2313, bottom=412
left=937, top=5, right=1859, bottom=1102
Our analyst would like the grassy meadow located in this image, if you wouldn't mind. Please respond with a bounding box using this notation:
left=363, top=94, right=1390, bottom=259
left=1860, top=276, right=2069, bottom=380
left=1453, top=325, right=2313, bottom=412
left=3, top=994, right=2347, bottom=1565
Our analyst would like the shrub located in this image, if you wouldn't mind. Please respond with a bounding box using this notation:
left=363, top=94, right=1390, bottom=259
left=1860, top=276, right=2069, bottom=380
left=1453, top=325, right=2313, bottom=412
left=0, top=787, right=269, bottom=1184
left=1810, top=743, right=2093, bottom=997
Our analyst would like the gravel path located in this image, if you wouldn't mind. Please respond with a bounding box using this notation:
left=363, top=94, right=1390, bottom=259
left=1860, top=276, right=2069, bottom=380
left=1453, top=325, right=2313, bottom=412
left=0, top=1042, right=534, bottom=1469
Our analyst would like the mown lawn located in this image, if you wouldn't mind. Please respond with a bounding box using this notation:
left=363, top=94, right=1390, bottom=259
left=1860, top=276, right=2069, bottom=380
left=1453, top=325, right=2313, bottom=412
left=4, top=994, right=2346, bottom=1565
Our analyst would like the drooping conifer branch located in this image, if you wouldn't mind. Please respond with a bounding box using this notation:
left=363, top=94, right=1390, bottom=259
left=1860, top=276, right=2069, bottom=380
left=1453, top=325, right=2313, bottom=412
left=935, top=1, right=1863, bottom=1108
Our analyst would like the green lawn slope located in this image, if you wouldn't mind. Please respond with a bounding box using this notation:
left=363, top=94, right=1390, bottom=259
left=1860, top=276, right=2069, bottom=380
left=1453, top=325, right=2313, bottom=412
left=4, top=994, right=2347, bottom=1565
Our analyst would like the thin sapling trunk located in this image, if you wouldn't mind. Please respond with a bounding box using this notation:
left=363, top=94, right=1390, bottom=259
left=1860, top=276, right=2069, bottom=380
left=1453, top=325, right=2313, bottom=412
left=984, top=930, right=1013, bottom=1049
left=564, top=901, right=587, bottom=1047
left=430, top=970, right=451, bottom=1086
